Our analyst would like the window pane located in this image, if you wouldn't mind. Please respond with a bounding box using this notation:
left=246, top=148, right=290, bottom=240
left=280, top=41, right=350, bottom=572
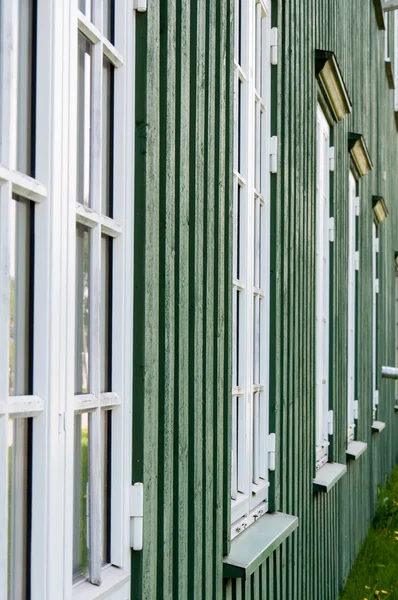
left=73, top=413, right=90, bottom=582
left=75, top=225, right=90, bottom=394
left=102, top=58, right=114, bottom=217
left=8, top=418, right=30, bottom=600
left=100, top=235, right=112, bottom=392
left=9, top=197, right=32, bottom=396
left=101, top=410, right=111, bottom=565
left=103, top=0, right=115, bottom=43
left=77, top=33, right=92, bottom=207
left=78, top=0, right=94, bottom=21
left=17, top=0, right=36, bottom=176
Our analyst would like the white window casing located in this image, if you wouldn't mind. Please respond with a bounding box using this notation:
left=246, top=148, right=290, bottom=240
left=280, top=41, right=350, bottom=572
left=347, top=172, right=357, bottom=443
left=231, top=0, right=272, bottom=539
left=315, top=104, right=331, bottom=471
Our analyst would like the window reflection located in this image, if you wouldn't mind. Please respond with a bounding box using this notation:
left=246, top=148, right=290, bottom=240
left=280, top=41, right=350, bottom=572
left=77, top=33, right=92, bottom=207
left=102, top=58, right=114, bottom=217
left=75, top=225, right=90, bottom=394
left=9, top=196, right=32, bottom=397
left=73, top=413, right=90, bottom=582
left=8, top=418, right=30, bottom=600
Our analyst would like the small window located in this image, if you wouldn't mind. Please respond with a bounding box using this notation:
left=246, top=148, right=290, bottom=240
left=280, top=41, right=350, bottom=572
left=372, top=222, right=379, bottom=421
left=315, top=104, right=332, bottom=470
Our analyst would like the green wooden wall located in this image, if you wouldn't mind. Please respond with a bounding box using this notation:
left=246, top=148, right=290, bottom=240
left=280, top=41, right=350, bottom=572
left=132, top=1, right=398, bottom=599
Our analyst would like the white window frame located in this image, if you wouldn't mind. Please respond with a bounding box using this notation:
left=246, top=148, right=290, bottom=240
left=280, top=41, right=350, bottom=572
left=395, top=10, right=398, bottom=109
left=372, top=222, right=379, bottom=422
left=0, top=1, right=135, bottom=598
left=231, top=0, right=272, bottom=539
left=347, top=172, right=357, bottom=442
left=315, top=104, right=331, bottom=471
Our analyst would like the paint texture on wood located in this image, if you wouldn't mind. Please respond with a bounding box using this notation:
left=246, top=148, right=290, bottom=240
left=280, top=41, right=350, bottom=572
left=132, top=1, right=398, bottom=599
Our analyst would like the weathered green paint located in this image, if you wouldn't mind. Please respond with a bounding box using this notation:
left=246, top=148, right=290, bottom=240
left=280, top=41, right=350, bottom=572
left=132, top=0, right=398, bottom=599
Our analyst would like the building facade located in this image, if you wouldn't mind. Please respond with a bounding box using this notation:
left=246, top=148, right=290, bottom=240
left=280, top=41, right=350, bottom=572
left=1, top=1, right=398, bottom=599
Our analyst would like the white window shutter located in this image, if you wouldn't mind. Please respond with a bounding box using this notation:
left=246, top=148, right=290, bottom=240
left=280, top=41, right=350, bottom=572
left=267, top=433, right=276, bottom=471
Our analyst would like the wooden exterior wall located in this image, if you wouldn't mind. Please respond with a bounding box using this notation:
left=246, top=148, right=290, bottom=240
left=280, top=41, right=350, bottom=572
left=132, top=1, right=398, bottom=599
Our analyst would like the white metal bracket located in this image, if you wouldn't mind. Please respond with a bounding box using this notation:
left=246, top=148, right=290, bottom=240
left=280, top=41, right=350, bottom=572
left=353, top=400, right=359, bottom=420
left=130, top=483, right=144, bottom=550
left=375, top=278, right=379, bottom=294
left=134, top=0, right=147, bottom=11
left=267, top=433, right=276, bottom=471
left=354, top=196, right=360, bottom=217
left=329, top=146, right=335, bottom=171
left=329, top=217, right=335, bottom=242
left=270, top=136, right=278, bottom=173
left=327, top=410, right=334, bottom=435
left=270, top=28, right=278, bottom=65
left=355, top=251, right=360, bottom=271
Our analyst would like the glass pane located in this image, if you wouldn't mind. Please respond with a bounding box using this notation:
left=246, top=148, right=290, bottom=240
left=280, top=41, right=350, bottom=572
left=102, top=58, right=114, bottom=217
left=101, top=410, right=111, bottom=565
left=103, top=0, right=115, bottom=43
left=8, top=418, right=30, bottom=600
left=77, top=33, right=92, bottom=207
left=17, top=0, right=35, bottom=176
left=75, top=226, right=90, bottom=394
left=78, top=0, right=93, bottom=20
left=73, top=413, right=90, bottom=582
left=100, top=235, right=112, bottom=392
left=9, top=196, right=32, bottom=396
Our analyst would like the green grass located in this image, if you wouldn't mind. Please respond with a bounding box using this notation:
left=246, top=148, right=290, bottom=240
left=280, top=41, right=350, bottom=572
left=340, top=466, right=398, bottom=600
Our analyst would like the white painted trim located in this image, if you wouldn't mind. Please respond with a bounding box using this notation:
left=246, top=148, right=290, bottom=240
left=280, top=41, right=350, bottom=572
left=347, top=172, right=356, bottom=441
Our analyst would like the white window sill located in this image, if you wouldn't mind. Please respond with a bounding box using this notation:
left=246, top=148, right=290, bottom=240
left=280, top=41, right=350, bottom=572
left=223, top=511, right=298, bottom=579
left=371, top=420, right=386, bottom=433
left=72, top=566, right=130, bottom=600
left=313, top=461, right=347, bottom=493
left=346, top=441, right=367, bottom=461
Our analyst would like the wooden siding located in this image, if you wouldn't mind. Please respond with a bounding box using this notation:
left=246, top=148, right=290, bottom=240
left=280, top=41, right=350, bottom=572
left=132, top=1, right=398, bottom=599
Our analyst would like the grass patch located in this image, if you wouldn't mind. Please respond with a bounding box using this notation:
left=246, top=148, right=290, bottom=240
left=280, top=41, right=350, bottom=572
left=340, top=465, right=398, bottom=600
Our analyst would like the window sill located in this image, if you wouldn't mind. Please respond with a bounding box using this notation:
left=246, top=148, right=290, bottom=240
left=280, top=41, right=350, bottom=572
left=313, top=461, right=347, bottom=493
left=72, top=566, right=130, bottom=600
left=372, top=420, right=386, bottom=433
left=346, top=441, right=367, bottom=461
left=223, top=511, right=298, bottom=579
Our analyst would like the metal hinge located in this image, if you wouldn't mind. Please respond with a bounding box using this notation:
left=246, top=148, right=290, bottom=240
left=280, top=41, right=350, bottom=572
left=58, top=412, right=66, bottom=434
left=270, top=136, right=278, bottom=173
left=353, top=400, right=359, bottom=420
left=374, top=390, right=379, bottom=407
left=375, top=278, right=379, bottom=294
left=267, top=433, right=276, bottom=471
left=134, top=0, right=147, bottom=11
left=329, top=217, right=335, bottom=242
left=355, top=196, right=360, bottom=216
left=270, top=28, right=278, bottom=65
left=328, top=410, right=334, bottom=435
left=355, top=251, right=360, bottom=271
left=130, top=483, right=144, bottom=550
left=329, top=146, right=335, bottom=171
left=375, top=237, right=380, bottom=253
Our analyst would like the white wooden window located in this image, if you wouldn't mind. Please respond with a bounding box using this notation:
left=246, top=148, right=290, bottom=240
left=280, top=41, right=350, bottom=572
left=372, top=222, right=379, bottom=421
left=0, top=1, right=135, bottom=598
left=231, top=0, right=272, bottom=539
left=347, top=172, right=357, bottom=442
left=315, top=104, right=332, bottom=471
left=395, top=263, right=398, bottom=399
